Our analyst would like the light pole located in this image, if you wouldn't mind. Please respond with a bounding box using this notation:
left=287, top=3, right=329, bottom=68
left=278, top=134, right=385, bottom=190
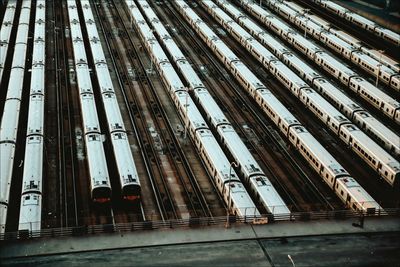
left=226, top=161, right=238, bottom=228
left=376, top=50, right=384, bottom=87
left=149, top=42, right=153, bottom=74
left=288, top=255, right=296, bottom=267
left=304, top=9, right=310, bottom=38
left=184, top=87, right=189, bottom=140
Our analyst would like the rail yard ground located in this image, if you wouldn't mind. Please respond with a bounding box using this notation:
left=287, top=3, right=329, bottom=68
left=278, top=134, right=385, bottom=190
left=0, top=0, right=399, bottom=265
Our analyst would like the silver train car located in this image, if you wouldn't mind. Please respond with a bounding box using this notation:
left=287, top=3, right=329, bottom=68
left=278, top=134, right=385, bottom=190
left=285, top=1, right=400, bottom=74
left=136, top=0, right=289, bottom=215
left=206, top=0, right=399, bottom=186
left=238, top=1, right=400, bottom=123
left=0, top=0, right=32, bottom=234
left=312, top=0, right=400, bottom=47
left=0, top=0, right=17, bottom=83
left=18, top=0, right=46, bottom=233
left=266, top=0, right=400, bottom=92
left=126, top=0, right=260, bottom=217
left=81, top=0, right=141, bottom=201
left=175, top=0, right=383, bottom=213
left=67, top=1, right=111, bottom=203
left=215, top=1, right=399, bottom=157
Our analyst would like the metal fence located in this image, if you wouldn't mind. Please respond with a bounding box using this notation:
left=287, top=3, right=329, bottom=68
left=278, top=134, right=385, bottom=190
left=1, top=208, right=399, bottom=241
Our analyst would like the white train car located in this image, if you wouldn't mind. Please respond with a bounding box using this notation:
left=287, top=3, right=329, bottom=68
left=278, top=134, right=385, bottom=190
left=0, top=0, right=17, bottom=83
left=207, top=0, right=400, bottom=186
left=18, top=0, right=46, bottom=233
left=81, top=0, right=141, bottom=201
left=313, top=0, right=400, bottom=47
left=269, top=0, right=400, bottom=92
left=364, top=49, right=400, bottom=73
left=0, top=0, right=32, bottom=234
left=176, top=0, right=383, bottom=212
left=126, top=0, right=260, bottom=217
left=238, top=0, right=400, bottom=123
left=136, top=0, right=289, bottom=215
left=288, top=1, right=400, bottom=74
left=339, top=125, right=399, bottom=186
left=276, top=52, right=399, bottom=157
left=67, top=1, right=111, bottom=203
left=353, top=111, right=399, bottom=156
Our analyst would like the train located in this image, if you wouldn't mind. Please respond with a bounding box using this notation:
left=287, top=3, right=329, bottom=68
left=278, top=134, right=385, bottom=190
left=0, top=0, right=32, bottom=234
left=264, top=0, right=400, bottom=92
left=211, top=1, right=400, bottom=182
left=126, top=0, right=261, bottom=218
left=0, top=0, right=17, bottom=83
left=17, top=0, right=46, bottom=233
left=67, top=0, right=111, bottom=203
left=81, top=0, right=141, bottom=201
left=174, top=0, right=383, bottom=213
left=136, top=0, right=290, bottom=216
left=312, top=0, right=400, bottom=47
left=237, top=1, right=400, bottom=124
left=285, top=2, right=400, bottom=74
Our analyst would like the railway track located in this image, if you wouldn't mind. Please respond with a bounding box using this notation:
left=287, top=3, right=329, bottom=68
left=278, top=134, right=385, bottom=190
left=94, top=0, right=215, bottom=220
left=165, top=0, right=336, bottom=212
left=97, top=0, right=177, bottom=221
left=1, top=0, right=397, bottom=236
left=290, top=0, right=400, bottom=59
left=225, top=0, right=399, bottom=207
left=50, top=0, right=79, bottom=229
left=116, top=0, right=226, bottom=218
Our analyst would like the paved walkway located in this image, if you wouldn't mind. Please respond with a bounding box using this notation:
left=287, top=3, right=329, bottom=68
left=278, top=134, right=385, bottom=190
left=1, top=216, right=399, bottom=259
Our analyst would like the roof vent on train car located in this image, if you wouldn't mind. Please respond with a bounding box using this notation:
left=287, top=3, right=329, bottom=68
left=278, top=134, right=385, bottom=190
left=248, top=164, right=260, bottom=173
left=294, top=126, right=305, bottom=133
left=113, top=123, right=122, bottom=130
left=255, top=177, right=267, bottom=186
left=127, top=175, right=136, bottom=183
left=25, top=181, right=39, bottom=190
left=345, top=125, right=357, bottom=131
left=335, top=115, right=348, bottom=122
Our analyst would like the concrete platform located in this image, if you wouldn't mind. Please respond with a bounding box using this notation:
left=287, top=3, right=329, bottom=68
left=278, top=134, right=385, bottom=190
left=1, top=217, right=399, bottom=266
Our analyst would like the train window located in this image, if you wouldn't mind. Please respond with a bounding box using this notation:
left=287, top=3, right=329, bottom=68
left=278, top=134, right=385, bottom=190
left=340, top=190, right=343, bottom=196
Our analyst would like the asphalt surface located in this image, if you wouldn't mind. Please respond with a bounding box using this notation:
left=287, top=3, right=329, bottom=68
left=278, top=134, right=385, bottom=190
left=1, top=217, right=399, bottom=266
left=2, top=232, right=399, bottom=267
left=263, top=233, right=400, bottom=267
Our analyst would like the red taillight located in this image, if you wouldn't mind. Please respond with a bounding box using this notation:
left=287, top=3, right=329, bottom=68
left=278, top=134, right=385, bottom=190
left=124, top=195, right=140, bottom=201
left=94, top=197, right=111, bottom=203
